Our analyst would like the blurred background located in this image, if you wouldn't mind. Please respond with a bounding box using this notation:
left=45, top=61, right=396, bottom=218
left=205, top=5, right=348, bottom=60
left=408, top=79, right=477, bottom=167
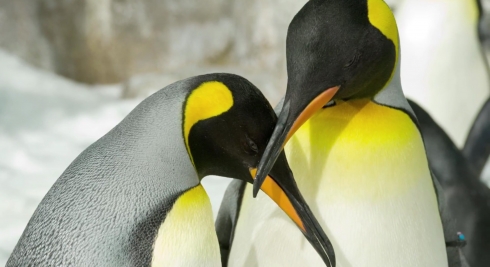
left=1, top=0, right=490, bottom=265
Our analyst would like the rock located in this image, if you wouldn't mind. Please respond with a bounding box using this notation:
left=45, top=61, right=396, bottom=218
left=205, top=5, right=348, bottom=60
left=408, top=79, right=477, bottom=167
left=0, top=0, right=307, bottom=91
left=0, top=0, right=53, bottom=71
left=37, top=0, right=236, bottom=84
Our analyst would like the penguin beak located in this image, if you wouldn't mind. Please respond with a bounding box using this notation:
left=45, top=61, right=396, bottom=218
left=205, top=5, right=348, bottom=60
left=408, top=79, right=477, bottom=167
left=252, top=86, right=340, bottom=197
left=250, top=152, right=336, bottom=267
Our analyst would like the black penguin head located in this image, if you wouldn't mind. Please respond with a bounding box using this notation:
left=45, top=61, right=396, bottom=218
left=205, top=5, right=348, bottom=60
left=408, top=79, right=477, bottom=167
left=185, top=74, right=281, bottom=182
left=286, top=0, right=397, bottom=105
left=253, top=0, right=400, bottom=195
left=183, top=73, right=336, bottom=266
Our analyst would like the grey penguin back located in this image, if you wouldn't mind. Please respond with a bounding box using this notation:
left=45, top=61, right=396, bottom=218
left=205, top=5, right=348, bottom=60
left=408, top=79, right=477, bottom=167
left=6, top=76, right=205, bottom=267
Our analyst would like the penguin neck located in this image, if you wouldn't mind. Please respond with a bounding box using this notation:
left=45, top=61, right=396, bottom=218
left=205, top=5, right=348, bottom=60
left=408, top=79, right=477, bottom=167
left=89, top=87, right=203, bottom=264
left=112, top=87, right=201, bottom=191
left=373, top=48, right=416, bottom=120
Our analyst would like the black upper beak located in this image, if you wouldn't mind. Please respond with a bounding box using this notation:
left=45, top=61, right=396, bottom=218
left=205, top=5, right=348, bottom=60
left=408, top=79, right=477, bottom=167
left=251, top=86, right=340, bottom=266
left=253, top=86, right=340, bottom=197
left=253, top=99, right=294, bottom=196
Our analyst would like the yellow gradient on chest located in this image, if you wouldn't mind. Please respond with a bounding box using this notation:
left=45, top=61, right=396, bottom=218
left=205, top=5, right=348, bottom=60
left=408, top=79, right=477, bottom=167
left=151, top=184, right=220, bottom=267
left=368, top=0, right=399, bottom=62
left=467, top=0, right=480, bottom=25
left=285, top=99, right=430, bottom=201
left=184, top=81, right=233, bottom=165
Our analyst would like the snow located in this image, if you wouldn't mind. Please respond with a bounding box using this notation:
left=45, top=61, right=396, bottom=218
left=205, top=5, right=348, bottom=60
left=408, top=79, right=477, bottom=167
left=0, top=49, right=230, bottom=265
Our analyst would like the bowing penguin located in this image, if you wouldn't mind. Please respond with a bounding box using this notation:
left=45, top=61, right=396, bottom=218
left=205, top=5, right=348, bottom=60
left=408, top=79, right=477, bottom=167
left=7, top=73, right=332, bottom=267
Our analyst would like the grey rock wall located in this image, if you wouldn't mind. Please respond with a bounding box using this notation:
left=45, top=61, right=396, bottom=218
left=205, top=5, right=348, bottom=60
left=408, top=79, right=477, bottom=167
left=37, top=0, right=236, bottom=84
left=0, top=0, right=307, bottom=90
left=0, top=0, right=53, bottom=71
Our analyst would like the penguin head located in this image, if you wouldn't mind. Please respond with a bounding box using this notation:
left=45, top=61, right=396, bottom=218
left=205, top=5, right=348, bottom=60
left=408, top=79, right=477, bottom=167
left=182, top=74, right=335, bottom=266
left=185, top=75, right=285, bottom=183
left=286, top=0, right=397, bottom=103
left=253, top=0, right=401, bottom=194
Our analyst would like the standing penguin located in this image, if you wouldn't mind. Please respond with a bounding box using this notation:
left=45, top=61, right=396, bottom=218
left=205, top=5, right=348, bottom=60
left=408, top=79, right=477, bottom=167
left=6, top=73, right=333, bottom=266
left=221, top=0, right=457, bottom=266
left=395, top=0, right=490, bottom=147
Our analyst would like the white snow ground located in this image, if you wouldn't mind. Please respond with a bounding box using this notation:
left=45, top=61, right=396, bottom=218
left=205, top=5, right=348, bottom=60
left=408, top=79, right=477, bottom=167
left=0, top=50, right=231, bottom=265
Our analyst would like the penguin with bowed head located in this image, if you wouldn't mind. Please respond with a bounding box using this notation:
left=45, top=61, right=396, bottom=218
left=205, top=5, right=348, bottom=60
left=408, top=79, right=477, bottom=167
left=6, top=73, right=334, bottom=267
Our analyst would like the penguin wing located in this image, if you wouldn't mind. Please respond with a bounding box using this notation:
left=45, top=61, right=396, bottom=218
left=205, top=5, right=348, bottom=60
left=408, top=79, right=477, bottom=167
left=408, top=99, right=479, bottom=184
left=408, top=99, right=479, bottom=267
left=431, top=175, right=469, bottom=267
left=215, top=179, right=247, bottom=267
left=409, top=99, right=462, bottom=265
left=463, top=98, right=490, bottom=179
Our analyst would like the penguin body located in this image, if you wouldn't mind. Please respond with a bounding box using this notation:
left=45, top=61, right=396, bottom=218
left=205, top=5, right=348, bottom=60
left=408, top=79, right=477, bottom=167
left=226, top=100, right=446, bottom=267
left=410, top=99, right=490, bottom=267
left=463, top=98, right=490, bottom=186
left=226, top=0, right=455, bottom=266
left=8, top=78, right=204, bottom=266
left=7, top=73, right=333, bottom=266
left=395, top=0, right=490, bottom=147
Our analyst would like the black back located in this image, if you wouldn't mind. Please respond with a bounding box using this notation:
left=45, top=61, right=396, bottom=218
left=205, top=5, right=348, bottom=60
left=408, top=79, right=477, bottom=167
left=409, top=99, right=490, bottom=267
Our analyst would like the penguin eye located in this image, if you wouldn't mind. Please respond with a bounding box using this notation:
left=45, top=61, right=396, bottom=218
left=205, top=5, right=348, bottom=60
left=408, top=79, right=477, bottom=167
left=244, top=135, right=259, bottom=155
left=344, top=50, right=361, bottom=69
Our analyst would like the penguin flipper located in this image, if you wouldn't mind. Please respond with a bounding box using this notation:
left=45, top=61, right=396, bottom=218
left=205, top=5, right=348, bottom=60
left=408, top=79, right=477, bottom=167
left=463, top=98, right=490, bottom=179
left=215, top=179, right=247, bottom=267
left=432, top=175, right=469, bottom=267
left=408, top=99, right=471, bottom=266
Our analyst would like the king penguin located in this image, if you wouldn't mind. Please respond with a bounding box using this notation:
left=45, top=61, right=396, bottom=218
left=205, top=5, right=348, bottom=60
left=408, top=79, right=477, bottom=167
left=395, top=0, right=490, bottom=147
left=463, top=97, right=490, bottom=186
left=6, top=73, right=334, bottom=266
left=410, top=99, right=490, bottom=267
left=216, top=0, right=462, bottom=266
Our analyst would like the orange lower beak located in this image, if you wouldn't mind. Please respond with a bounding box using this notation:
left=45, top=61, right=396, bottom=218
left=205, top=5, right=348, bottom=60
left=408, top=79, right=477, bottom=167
left=250, top=168, right=305, bottom=231
left=285, top=86, right=340, bottom=144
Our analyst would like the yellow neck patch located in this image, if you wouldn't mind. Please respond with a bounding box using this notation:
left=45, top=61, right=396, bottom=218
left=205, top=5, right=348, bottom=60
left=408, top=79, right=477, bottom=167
left=367, top=0, right=399, bottom=62
left=151, top=184, right=220, bottom=266
left=468, top=0, right=480, bottom=25
left=183, top=81, right=234, bottom=165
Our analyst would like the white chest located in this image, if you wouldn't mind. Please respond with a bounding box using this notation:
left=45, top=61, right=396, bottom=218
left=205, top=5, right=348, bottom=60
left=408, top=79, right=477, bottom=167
left=151, top=184, right=220, bottom=267
left=229, top=101, right=448, bottom=267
